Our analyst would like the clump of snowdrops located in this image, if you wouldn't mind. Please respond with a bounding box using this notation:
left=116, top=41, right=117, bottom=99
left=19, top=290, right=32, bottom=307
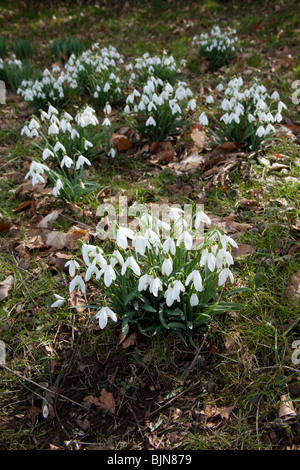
left=205, top=76, right=287, bottom=150
left=192, top=25, right=239, bottom=71
left=123, top=76, right=197, bottom=142
left=127, top=51, right=184, bottom=87
left=21, top=104, right=115, bottom=203
left=52, top=206, right=243, bottom=347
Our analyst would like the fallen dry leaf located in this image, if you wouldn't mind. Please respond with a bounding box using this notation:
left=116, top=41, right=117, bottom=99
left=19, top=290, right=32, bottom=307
left=204, top=404, right=234, bottom=421
left=98, top=388, right=116, bottom=414
left=13, top=200, right=31, bottom=213
left=110, top=133, right=133, bottom=152
left=279, top=394, right=297, bottom=421
left=0, top=275, right=14, bottom=301
left=38, top=210, right=60, bottom=229
left=0, top=221, right=12, bottom=233
left=231, top=244, right=255, bottom=259
left=285, top=271, right=300, bottom=300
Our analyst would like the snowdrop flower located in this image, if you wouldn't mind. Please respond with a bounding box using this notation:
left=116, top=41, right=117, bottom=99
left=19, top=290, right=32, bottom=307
left=85, top=258, right=100, bottom=282
left=195, top=210, right=211, bottom=228
left=200, top=249, right=216, bottom=272
left=48, top=104, right=59, bottom=116
left=48, top=122, right=59, bottom=135
left=53, top=178, right=63, bottom=196
left=116, top=226, right=135, bottom=250
left=149, top=276, right=163, bottom=297
left=185, top=270, right=203, bottom=292
left=176, top=230, right=193, bottom=250
left=162, top=238, right=176, bottom=256
left=69, top=275, right=86, bottom=294
left=187, top=98, right=197, bottom=110
left=42, top=148, right=54, bottom=160
left=215, top=249, right=234, bottom=269
left=84, top=139, right=93, bottom=150
left=51, top=294, right=66, bottom=308
left=103, top=117, right=111, bottom=126
left=216, top=83, right=224, bottom=92
left=138, top=274, right=152, bottom=292
left=219, top=233, right=238, bottom=250
left=76, top=154, right=91, bottom=169
left=54, top=142, right=66, bottom=153
left=96, top=305, right=117, bottom=329
left=206, top=95, right=214, bottom=104
left=61, top=154, right=73, bottom=168
left=162, top=257, right=173, bottom=277
left=270, top=90, right=280, bottom=100
left=145, top=116, right=156, bottom=127
left=164, top=280, right=185, bottom=307
left=218, top=267, right=234, bottom=286
left=110, top=250, right=124, bottom=268
left=104, top=102, right=112, bottom=115
left=65, top=259, right=80, bottom=277
left=121, top=256, right=141, bottom=277
left=190, top=293, right=199, bottom=307
left=199, top=112, right=208, bottom=126
left=132, top=233, right=150, bottom=256
left=278, top=101, right=287, bottom=113
left=256, top=125, right=265, bottom=138
left=102, top=263, right=117, bottom=287
left=82, top=244, right=103, bottom=266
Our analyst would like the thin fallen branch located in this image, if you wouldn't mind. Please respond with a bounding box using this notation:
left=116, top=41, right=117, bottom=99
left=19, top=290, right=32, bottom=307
left=0, top=363, right=88, bottom=410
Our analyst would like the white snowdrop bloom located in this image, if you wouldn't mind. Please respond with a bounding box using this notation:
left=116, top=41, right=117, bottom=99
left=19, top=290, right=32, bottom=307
left=265, top=123, right=276, bottom=135
left=138, top=274, right=152, bottom=292
left=215, top=249, right=234, bottom=269
left=121, top=256, right=141, bottom=277
left=216, top=83, right=224, bottom=92
left=70, top=128, right=80, bottom=139
left=104, top=102, right=112, bottom=115
left=65, top=259, right=80, bottom=277
left=256, top=126, right=265, bottom=138
left=277, top=100, right=287, bottom=113
left=85, top=258, right=100, bottom=282
left=116, top=227, right=135, bottom=250
left=218, top=267, right=234, bottom=286
left=195, top=210, right=211, bottom=229
left=48, top=104, right=58, bottom=116
left=162, top=257, right=173, bottom=277
left=21, top=125, right=31, bottom=137
left=102, top=263, right=117, bottom=287
left=54, top=141, right=66, bottom=153
left=102, top=117, right=111, bottom=126
left=162, top=238, right=176, bottom=256
left=185, top=270, right=203, bottom=292
left=52, top=178, right=63, bottom=197
left=206, top=95, right=214, bottom=104
left=164, top=280, right=185, bottom=307
left=48, top=122, right=59, bottom=135
left=96, top=306, right=117, bottom=329
left=132, top=233, right=149, bottom=256
left=200, top=249, right=216, bottom=272
left=176, top=230, right=193, bottom=250
left=76, top=154, right=91, bottom=169
left=84, top=139, right=93, bottom=150
left=219, top=233, right=238, bottom=250
left=271, top=90, right=280, bottom=100
left=61, top=155, right=73, bottom=168
left=69, top=275, right=86, bottom=294
left=149, top=277, right=163, bottom=297
left=199, top=112, right=208, bottom=126
left=145, top=116, right=156, bottom=127
left=274, top=112, right=282, bottom=123
left=248, top=113, right=256, bottom=123
left=51, top=294, right=66, bottom=308
left=187, top=98, right=197, bottom=110
left=190, top=293, right=199, bottom=307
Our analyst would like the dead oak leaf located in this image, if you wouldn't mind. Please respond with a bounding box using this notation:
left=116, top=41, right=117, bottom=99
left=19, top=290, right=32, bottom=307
left=204, top=404, right=234, bottom=421
left=0, top=275, right=14, bottom=301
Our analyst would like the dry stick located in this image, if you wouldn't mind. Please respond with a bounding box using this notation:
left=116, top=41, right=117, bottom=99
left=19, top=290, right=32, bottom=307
left=0, top=363, right=88, bottom=410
